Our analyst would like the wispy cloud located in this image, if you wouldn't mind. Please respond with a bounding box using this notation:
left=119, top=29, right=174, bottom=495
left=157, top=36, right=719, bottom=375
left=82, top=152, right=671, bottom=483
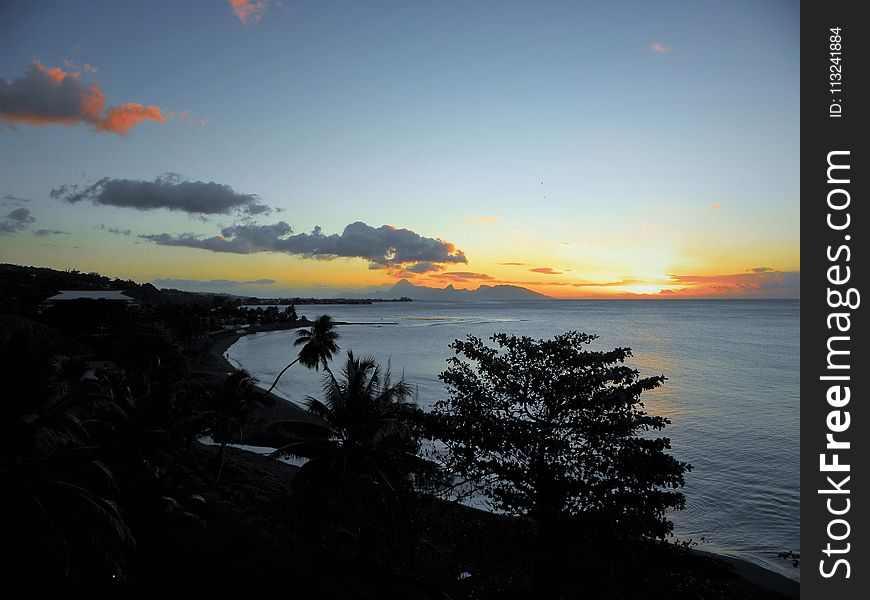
left=33, top=229, right=69, bottom=237
left=154, top=278, right=277, bottom=289
left=709, top=203, right=722, bottom=211
left=97, top=224, right=133, bottom=236
left=659, top=270, right=800, bottom=298
left=430, top=271, right=495, bottom=282
left=229, top=0, right=271, bottom=24
left=499, top=262, right=526, bottom=266
left=53, top=174, right=272, bottom=215
left=530, top=267, right=563, bottom=275
left=0, top=61, right=170, bottom=135
left=1, top=194, right=31, bottom=207
left=649, top=42, right=673, bottom=54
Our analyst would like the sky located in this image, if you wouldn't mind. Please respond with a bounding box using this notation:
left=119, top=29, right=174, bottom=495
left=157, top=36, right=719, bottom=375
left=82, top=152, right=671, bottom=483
left=0, top=0, right=800, bottom=298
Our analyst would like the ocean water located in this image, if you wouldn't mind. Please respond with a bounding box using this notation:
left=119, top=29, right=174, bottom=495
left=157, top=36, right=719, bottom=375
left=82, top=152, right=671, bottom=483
left=226, top=299, right=800, bottom=580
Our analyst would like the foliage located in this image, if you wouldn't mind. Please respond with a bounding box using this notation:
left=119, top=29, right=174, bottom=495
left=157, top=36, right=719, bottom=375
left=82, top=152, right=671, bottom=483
left=433, top=331, right=691, bottom=543
left=198, top=368, right=262, bottom=484
left=272, top=351, right=426, bottom=494
left=270, top=351, right=435, bottom=553
left=264, top=314, right=341, bottom=395
left=0, top=332, right=133, bottom=583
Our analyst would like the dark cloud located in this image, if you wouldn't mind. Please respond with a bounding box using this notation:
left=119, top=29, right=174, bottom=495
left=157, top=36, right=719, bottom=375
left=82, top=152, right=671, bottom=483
left=141, top=220, right=467, bottom=271
left=52, top=173, right=271, bottom=215
left=33, top=229, right=70, bottom=236
left=0, top=61, right=166, bottom=134
left=748, top=266, right=773, bottom=273
left=0, top=207, right=36, bottom=233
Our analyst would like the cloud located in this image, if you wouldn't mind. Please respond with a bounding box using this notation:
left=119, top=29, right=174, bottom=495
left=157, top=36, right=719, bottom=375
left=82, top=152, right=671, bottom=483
left=464, top=216, right=499, bottom=223
left=141, top=220, right=468, bottom=271
left=33, top=229, right=69, bottom=236
left=229, top=0, right=271, bottom=24
left=571, top=278, right=646, bottom=287
left=97, top=104, right=166, bottom=135
left=0, top=207, right=36, bottom=233
left=97, top=224, right=134, bottom=236
left=650, top=42, right=673, bottom=53
left=499, top=262, right=526, bottom=266
left=62, top=59, right=97, bottom=74
left=53, top=174, right=271, bottom=215
left=403, top=262, right=445, bottom=274
left=0, top=61, right=167, bottom=134
left=709, top=203, right=722, bottom=211
left=2, top=194, right=31, bottom=207
left=430, top=271, right=495, bottom=282
left=153, top=278, right=276, bottom=289
left=661, top=270, right=800, bottom=298
left=171, top=111, right=209, bottom=127
left=747, top=266, right=773, bottom=273
left=530, top=267, right=563, bottom=275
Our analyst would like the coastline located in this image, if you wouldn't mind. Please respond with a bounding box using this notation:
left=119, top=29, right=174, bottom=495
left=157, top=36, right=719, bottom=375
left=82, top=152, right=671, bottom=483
left=203, top=324, right=800, bottom=598
left=692, top=549, right=798, bottom=599
left=197, top=322, right=321, bottom=427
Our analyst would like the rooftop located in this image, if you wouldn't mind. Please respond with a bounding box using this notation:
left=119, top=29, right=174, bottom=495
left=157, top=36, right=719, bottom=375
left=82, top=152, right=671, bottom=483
left=47, top=290, right=135, bottom=301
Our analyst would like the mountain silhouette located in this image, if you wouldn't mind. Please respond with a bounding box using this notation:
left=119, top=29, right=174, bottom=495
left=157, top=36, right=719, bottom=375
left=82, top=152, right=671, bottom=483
left=376, top=279, right=550, bottom=301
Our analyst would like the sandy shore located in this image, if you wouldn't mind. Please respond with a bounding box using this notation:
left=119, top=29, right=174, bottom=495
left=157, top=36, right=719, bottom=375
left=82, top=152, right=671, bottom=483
left=198, top=323, right=321, bottom=428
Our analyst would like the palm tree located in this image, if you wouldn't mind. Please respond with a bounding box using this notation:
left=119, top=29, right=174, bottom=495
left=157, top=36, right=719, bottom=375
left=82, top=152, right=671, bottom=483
left=0, top=378, right=134, bottom=582
left=270, top=351, right=424, bottom=496
left=263, top=314, right=340, bottom=396
left=201, top=368, right=261, bottom=484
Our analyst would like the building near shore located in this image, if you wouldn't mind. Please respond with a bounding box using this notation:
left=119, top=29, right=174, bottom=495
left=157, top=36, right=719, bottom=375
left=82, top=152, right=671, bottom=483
left=41, top=290, right=140, bottom=312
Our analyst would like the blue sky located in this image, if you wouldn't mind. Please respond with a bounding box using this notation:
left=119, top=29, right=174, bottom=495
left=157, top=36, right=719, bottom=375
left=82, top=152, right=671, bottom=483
left=0, top=0, right=800, bottom=297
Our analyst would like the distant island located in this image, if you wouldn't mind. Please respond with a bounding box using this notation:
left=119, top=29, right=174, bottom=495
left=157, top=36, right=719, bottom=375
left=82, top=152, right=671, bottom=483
left=345, top=278, right=550, bottom=302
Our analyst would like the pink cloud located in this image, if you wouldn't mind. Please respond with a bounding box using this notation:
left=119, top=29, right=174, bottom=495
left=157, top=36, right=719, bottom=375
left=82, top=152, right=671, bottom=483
left=0, top=61, right=169, bottom=135
left=229, top=0, right=270, bottom=24
left=650, top=42, right=673, bottom=54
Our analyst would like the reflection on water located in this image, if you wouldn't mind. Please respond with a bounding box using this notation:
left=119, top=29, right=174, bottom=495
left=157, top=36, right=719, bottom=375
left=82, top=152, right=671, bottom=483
left=227, top=299, right=799, bottom=581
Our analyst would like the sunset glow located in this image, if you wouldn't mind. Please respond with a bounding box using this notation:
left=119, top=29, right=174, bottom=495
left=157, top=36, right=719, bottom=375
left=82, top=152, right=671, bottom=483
left=0, top=1, right=799, bottom=299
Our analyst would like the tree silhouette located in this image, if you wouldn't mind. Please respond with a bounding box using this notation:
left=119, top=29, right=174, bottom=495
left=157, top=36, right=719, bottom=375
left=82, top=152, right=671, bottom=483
left=432, top=332, right=691, bottom=592
left=0, top=362, right=133, bottom=583
left=200, top=368, right=261, bottom=484
left=264, top=315, right=340, bottom=396
left=271, top=351, right=424, bottom=494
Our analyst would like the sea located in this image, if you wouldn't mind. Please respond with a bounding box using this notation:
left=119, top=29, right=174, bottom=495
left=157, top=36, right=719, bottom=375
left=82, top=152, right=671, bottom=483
left=226, top=299, right=800, bottom=581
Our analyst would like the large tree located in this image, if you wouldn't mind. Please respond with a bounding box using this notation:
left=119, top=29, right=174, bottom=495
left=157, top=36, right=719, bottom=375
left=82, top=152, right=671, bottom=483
left=433, top=331, right=691, bottom=545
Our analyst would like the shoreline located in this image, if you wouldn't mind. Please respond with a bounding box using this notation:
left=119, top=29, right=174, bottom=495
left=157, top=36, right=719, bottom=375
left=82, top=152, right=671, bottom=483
left=199, top=324, right=800, bottom=597
left=692, top=549, right=798, bottom=598
left=199, top=322, right=320, bottom=426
